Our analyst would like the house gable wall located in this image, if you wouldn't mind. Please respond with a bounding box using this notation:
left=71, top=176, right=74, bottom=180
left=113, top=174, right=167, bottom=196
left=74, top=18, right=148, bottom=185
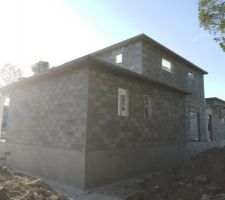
left=206, top=100, right=225, bottom=141
left=7, top=66, right=89, bottom=151
left=4, top=65, right=90, bottom=188
left=85, top=65, right=186, bottom=188
left=95, top=39, right=207, bottom=142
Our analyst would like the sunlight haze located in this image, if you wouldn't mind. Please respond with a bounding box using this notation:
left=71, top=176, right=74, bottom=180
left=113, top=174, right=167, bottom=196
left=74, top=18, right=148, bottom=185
left=0, top=0, right=224, bottom=99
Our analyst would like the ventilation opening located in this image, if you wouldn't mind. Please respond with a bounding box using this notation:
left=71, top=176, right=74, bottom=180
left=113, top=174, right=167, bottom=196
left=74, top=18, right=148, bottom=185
left=116, top=54, right=123, bottom=64
left=162, top=58, right=172, bottom=72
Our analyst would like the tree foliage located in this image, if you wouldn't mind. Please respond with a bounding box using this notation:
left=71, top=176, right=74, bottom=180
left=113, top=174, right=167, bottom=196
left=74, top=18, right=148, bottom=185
left=199, top=0, right=225, bottom=51
left=31, top=61, right=49, bottom=75
left=0, top=64, right=22, bottom=86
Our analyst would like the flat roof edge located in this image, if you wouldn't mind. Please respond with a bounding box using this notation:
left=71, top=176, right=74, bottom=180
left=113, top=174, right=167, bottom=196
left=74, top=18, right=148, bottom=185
left=206, top=97, right=225, bottom=104
left=90, top=56, right=190, bottom=95
left=0, top=55, right=190, bottom=96
left=91, top=33, right=208, bottom=75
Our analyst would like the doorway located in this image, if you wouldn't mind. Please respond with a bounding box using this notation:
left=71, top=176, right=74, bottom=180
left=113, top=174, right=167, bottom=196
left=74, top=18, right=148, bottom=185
left=207, top=114, right=213, bottom=141
left=189, top=112, right=200, bottom=141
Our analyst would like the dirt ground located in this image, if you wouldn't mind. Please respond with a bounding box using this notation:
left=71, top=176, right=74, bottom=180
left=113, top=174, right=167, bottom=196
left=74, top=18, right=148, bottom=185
left=0, top=166, right=73, bottom=200
left=125, top=147, right=225, bottom=200
left=2, top=147, right=225, bottom=200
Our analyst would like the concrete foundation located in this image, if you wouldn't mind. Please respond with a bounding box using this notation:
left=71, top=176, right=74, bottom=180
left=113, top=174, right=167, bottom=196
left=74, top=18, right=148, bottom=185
left=0, top=140, right=224, bottom=189
left=85, top=140, right=225, bottom=188
left=0, top=142, right=85, bottom=188
left=85, top=146, right=182, bottom=188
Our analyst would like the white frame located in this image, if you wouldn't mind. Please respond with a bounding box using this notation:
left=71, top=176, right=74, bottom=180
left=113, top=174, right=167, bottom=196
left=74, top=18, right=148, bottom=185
left=116, top=54, right=123, bottom=64
left=162, top=58, right=172, bottom=72
left=118, top=88, right=129, bottom=116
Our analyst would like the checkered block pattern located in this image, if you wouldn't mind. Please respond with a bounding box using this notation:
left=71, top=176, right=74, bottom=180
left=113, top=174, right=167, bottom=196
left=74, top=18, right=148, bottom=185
left=97, top=40, right=206, bottom=141
left=7, top=67, right=88, bottom=151
left=96, top=40, right=143, bottom=74
left=86, top=67, right=186, bottom=151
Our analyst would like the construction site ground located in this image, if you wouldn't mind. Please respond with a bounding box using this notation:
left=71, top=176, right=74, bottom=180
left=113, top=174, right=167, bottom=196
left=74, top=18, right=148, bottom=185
left=1, top=147, right=225, bottom=200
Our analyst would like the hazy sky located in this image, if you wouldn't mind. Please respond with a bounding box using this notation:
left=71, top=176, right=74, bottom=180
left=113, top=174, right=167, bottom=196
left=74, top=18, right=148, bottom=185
left=0, top=0, right=224, bottom=99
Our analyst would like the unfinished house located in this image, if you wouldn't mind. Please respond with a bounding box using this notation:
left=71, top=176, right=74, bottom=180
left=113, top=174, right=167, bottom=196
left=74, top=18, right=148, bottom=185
left=0, top=34, right=224, bottom=189
left=93, top=34, right=208, bottom=142
left=206, top=98, right=225, bottom=141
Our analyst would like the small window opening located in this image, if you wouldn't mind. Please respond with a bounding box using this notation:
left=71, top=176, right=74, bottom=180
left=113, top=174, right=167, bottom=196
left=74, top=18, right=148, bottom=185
left=116, top=54, right=122, bottom=64
left=118, top=88, right=129, bottom=116
left=189, top=112, right=200, bottom=141
left=207, top=114, right=213, bottom=141
left=4, top=98, right=10, bottom=106
left=144, top=95, right=152, bottom=119
left=220, top=108, right=225, bottom=120
left=188, top=72, right=195, bottom=80
left=162, top=58, right=172, bottom=72
left=0, top=97, right=9, bottom=140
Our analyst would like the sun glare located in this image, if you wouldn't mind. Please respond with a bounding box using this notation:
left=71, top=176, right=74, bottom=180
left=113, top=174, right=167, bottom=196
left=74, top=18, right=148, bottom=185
left=0, top=0, right=108, bottom=77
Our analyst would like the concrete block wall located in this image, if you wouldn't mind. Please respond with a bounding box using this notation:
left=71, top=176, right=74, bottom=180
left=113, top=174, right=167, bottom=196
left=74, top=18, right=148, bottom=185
left=186, top=102, right=207, bottom=141
left=87, top=66, right=186, bottom=150
left=141, top=42, right=205, bottom=99
left=7, top=66, right=89, bottom=151
left=206, top=100, right=225, bottom=140
left=96, top=40, right=143, bottom=74
left=0, top=61, right=223, bottom=190
left=85, top=65, right=186, bottom=188
left=141, top=41, right=207, bottom=141
left=95, top=39, right=205, bottom=107
left=95, top=39, right=207, bottom=142
left=4, top=65, right=90, bottom=188
left=0, top=35, right=215, bottom=189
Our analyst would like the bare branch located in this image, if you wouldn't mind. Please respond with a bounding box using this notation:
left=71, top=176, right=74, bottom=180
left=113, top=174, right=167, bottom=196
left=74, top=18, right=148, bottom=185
left=0, top=64, right=22, bottom=86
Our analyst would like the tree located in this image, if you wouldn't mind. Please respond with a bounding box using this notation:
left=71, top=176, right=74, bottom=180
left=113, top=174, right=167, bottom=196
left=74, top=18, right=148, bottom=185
left=199, top=0, right=225, bottom=51
left=31, top=61, right=49, bottom=75
left=0, top=64, right=22, bottom=86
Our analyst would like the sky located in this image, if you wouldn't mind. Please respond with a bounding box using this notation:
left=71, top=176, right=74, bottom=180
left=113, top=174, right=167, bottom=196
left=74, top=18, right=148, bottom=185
left=0, top=0, right=224, bottom=99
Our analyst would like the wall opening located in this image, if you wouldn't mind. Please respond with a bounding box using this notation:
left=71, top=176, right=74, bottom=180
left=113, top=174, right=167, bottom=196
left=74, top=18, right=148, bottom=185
left=118, top=88, right=129, bottom=116
left=189, top=112, right=200, bottom=141
left=161, top=58, right=172, bottom=72
left=144, top=95, right=152, bottom=119
left=0, top=97, right=10, bottom=140
left=188, top=72, right=195, bottom=80
left=207, top=114, right=213, bottom=141
left=116, top=54, right=122, bottom=64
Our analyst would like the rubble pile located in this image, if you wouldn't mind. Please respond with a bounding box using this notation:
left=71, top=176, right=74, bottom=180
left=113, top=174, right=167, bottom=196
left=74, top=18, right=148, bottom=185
left=127, top=147, right=225, bottom=200
left=0, top=166, right=72, bottom=200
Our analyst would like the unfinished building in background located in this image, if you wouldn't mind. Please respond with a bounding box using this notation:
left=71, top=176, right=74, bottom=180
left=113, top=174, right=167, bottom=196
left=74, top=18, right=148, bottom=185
left=206, top=98, right=225, bottom=141
left=0, top=34, right=225, bottom=189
